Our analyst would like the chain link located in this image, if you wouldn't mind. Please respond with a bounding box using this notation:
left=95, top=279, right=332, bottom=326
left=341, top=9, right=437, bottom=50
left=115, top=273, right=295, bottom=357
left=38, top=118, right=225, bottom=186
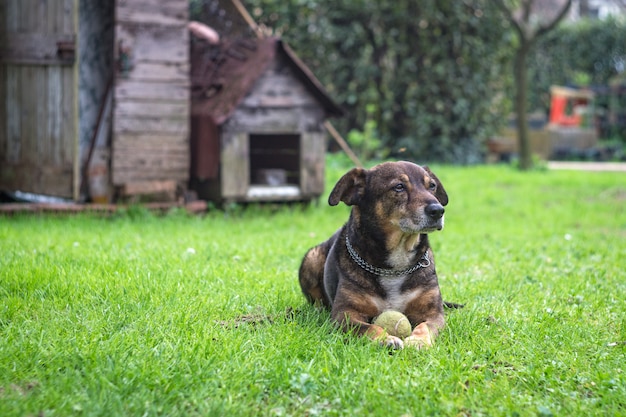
left=345, top=235, right=430, bottom=276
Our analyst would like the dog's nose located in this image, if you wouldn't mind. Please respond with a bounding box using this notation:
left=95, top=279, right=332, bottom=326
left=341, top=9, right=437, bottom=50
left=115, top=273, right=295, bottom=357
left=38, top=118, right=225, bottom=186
left=425, top=203, right=445, bottom=219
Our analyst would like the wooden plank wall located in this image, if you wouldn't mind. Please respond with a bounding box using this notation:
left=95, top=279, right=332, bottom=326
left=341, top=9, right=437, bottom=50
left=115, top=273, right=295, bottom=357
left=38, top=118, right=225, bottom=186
left=300, top=132, right=325, bottom=197
left=112, top=0, right=189, bottom=187
left=220, top=132, right=249, bottom=199
left=0, top=0, right=78, bottom=199
left=226, top=56, right=327, bottom=133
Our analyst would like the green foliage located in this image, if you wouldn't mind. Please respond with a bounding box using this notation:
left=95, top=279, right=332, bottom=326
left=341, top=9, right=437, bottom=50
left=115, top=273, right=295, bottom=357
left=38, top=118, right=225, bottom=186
left=1, top=155, right=625, bottom=416
left=346, top=104, right=388, bottom=162
left=243, top=0, right=514, bottom=163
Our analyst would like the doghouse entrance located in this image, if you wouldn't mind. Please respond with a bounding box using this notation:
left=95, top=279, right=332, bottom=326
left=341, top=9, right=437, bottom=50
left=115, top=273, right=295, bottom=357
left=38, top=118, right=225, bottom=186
left=248, top=133, right=301, bottom=200
left=249, top=133, right=300, bottom=185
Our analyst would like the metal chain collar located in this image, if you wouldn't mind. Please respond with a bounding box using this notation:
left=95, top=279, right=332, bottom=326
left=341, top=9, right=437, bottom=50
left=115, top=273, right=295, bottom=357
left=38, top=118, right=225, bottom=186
left=345, top=235, right=430, bottom=277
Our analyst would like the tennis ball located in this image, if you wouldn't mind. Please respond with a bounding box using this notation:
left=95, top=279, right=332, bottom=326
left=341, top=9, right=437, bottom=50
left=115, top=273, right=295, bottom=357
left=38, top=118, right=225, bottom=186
left=373, top=310, right=412, bottom=339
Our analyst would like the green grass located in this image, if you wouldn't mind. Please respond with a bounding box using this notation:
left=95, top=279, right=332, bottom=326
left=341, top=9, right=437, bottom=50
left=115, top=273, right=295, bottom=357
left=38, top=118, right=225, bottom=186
left=1, top=156, right=625, bottom=416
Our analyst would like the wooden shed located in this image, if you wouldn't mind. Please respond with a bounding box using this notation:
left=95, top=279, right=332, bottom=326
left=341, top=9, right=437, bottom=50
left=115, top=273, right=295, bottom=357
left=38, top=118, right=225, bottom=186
left=189, top=36, right=343, bottom=203
left=0, top=0, right=189, bottom=202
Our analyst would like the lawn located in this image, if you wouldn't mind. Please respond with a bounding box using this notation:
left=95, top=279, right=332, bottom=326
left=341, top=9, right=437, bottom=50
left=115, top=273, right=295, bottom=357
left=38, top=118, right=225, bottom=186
left=1, top=156, right=625, bottom=416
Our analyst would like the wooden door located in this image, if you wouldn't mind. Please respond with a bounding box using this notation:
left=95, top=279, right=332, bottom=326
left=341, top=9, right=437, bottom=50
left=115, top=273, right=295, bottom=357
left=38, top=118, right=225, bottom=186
left=0, top=0, right=79, bottom=199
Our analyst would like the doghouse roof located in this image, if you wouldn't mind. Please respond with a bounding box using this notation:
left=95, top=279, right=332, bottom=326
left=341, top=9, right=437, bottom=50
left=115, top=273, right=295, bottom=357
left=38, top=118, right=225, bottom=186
left=190, top=37, right=343, bottom=123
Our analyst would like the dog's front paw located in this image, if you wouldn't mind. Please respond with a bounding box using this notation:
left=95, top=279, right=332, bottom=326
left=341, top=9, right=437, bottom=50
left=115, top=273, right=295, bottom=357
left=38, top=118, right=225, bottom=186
left=403, top=322, right=433, bottom=349
left=380, top=334, right=404, bottom=350
left=403, top=335, right=431, bottom=349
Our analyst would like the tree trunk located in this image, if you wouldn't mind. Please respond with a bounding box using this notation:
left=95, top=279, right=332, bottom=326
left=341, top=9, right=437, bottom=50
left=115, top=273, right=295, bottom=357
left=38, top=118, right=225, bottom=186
left=494, top=0, right=572, bottom=171
left=514, top=43, right=532, bottom=170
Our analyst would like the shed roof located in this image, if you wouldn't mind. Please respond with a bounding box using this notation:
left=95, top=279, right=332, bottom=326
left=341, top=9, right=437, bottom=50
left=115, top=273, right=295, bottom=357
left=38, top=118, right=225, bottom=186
left=190, top=36, right=343, bottom=123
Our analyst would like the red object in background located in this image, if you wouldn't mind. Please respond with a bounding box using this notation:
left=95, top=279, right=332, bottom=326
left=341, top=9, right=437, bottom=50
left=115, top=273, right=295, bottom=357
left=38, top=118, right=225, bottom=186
left=549, top=86, right=594, bottom=127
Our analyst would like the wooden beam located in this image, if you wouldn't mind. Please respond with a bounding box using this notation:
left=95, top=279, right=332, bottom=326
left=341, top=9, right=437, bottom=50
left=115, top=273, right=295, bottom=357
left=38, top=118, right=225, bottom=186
left=0, top=32, right=76, bottom=65
left=120, top=180, right=178, bottom=196
left=324, top=121, right=363, bottom=168
left=0, top=200, right=208, bottom=215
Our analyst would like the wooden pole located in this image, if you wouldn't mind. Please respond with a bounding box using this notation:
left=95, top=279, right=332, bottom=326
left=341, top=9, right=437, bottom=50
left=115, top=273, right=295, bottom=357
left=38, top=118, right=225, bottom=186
left=231, top=0, right=263, bottom=38
left=324, top=121, right=363, bottom=168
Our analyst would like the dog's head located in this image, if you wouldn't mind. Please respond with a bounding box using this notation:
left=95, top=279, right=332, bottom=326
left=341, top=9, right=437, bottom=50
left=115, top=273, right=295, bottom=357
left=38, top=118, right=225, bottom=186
left=329, top=161, right=448, bottom=234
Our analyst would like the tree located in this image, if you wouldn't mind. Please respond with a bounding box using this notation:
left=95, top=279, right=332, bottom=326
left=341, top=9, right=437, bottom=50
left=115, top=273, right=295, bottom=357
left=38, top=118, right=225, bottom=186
left=494, top=0, right=572, bottom=170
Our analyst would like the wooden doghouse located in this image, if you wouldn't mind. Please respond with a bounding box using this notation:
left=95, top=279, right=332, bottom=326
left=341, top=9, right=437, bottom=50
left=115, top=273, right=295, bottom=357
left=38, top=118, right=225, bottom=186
left=190, top=36, right=343, bottom=203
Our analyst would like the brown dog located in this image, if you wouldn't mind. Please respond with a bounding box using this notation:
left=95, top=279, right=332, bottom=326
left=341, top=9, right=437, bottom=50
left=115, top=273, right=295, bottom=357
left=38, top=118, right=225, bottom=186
left=298, top=161, right=448, bottom=349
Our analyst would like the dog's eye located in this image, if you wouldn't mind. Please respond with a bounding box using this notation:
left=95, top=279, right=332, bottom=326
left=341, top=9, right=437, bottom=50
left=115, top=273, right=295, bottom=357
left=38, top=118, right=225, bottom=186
left=393, top=184, right=405, bottom=193
left=428, top=181, right=437, bottom=191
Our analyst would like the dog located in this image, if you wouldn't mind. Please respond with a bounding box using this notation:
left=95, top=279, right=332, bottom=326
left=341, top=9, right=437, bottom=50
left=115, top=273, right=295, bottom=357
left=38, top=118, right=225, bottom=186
left=298, top=161, right=448, bottom=349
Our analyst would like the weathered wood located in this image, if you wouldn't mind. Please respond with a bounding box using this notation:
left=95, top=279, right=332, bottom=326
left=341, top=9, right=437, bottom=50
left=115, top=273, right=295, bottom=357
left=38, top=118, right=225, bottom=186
left=114, top=116, right=188, bottom=135
left=115, top=80, right=188, bottom=101
left=20, top=66, right=38, bottom=164
left=113, top=168, right=189, bottom=184
left=225, top=106, right=325, bottom=133
left=113, top=147, right=188, bottom=160
left=0, top=0, right=78, bottom=199
left=116, top=0, right=187, bottom=26
left=0, top=161, right=74, bottom=198
left=47, top=66, right=62, bottom=160
left=113, top=167, right=188, bottom=182
left=0, top=64, right=5, bottom=155
left=121, top=62, right=189, bottom=82
left=0, top=32, right=75, bottom=65
left=5, top=67, right=21, bottom=162
left=240, top=65, right=318, bottom=108
left=300, top=132, right=325, bottom=196
left=120, top=180, right=177, bottom=196
left=116, top=24, right=188, bottom=64
left=220, top=132, right=249, bottom=198
left=113, top=136, right=189, bottom=185
left=114, top=133, right=188, bottom=148
left=0, top=200, right=208, bottom=215
left=112, top=0, right=189, bottom=193
left=115, top=100, right=189, bottom=119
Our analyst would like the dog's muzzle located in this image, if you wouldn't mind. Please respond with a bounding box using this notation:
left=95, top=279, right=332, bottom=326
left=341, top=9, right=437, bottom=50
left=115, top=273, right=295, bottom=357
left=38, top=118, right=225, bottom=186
left=425, top=203, right=445, bottom=220
left=421, top=203, right=445, bottom=232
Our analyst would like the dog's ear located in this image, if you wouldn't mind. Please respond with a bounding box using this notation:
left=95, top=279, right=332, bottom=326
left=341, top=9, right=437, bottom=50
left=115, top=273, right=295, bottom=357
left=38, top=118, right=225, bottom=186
left=328, top=167, right=367, bottom=206
left=423, top=166, right=448, bottom=206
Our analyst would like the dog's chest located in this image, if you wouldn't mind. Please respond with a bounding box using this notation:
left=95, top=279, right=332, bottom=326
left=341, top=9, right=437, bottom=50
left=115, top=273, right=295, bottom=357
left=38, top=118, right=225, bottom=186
left=373, top=276, right=422, bottom=312
left=386, top=247, right=415, bottom=270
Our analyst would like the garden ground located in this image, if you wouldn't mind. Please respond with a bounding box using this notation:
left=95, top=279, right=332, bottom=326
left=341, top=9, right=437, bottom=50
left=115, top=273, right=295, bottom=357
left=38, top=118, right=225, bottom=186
left=1, top=156, right=625, bottom=416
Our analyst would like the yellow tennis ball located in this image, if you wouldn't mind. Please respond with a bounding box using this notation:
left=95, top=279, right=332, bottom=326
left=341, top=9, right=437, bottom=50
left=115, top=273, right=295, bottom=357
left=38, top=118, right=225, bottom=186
left=373, top=310, right=412, bottom=339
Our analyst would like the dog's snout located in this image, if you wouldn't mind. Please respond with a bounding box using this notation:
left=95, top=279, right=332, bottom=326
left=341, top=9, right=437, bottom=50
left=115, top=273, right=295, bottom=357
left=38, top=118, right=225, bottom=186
left=425, top=203, right=445, bottom=219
